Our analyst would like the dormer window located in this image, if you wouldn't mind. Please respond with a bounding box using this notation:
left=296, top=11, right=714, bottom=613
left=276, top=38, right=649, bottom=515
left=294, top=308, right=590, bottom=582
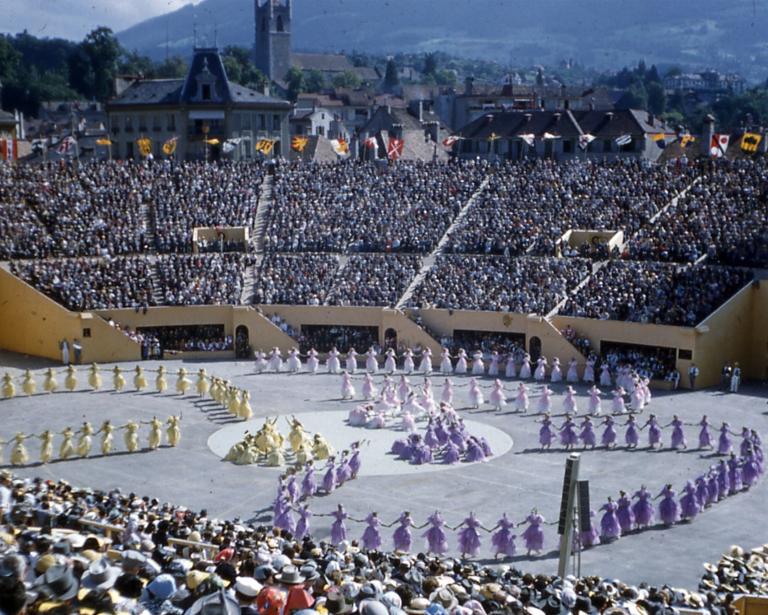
left=202, top=84, right=211, bottom=100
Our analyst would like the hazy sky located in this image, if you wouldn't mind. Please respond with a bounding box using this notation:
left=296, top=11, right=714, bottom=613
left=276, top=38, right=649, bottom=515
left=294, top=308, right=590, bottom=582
left=3, top=0, right=201, bottom=40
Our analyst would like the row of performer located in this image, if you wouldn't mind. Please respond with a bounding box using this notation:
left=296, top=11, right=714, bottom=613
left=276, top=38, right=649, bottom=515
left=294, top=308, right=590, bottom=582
left=0, top=417, right=180, bottom=465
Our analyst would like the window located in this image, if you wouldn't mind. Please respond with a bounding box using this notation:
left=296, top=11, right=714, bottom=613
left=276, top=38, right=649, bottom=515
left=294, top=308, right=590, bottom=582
left=167, top=114, right=176, bottom=131
left=124, top=116, right=133, bottom=133
left=678, top=349, right=693, bottom=360
left=259, top=114, right=266, bottom=130
left=126, top=141, right=134, bottom=159
left=318, top=126, right=325, bottom=136
left=273, top=114, right=281, bottom=130
left=242, top=114, right=251, bottom=130
left=277, top=15, right=284, bottom=31
left=152, top=115, right=161, bottom=132
left=563, top=139, right=573, bottom=153
left=82, top=328, right=91, bottom=338
left=202, top=84, right=211, bottom=101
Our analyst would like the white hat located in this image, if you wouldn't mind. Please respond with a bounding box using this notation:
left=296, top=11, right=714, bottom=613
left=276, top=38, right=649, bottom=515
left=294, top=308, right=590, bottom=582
left=235, top=577, right=262, bottom=598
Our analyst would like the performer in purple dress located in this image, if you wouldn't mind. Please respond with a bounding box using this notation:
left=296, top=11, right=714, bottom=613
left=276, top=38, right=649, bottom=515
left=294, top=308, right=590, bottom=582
left=697, top=416, right=713, bottom=450
left=578, top=510, right=600, bottom=549
left=349, top=441, right=363, bottom=479
left=667, top=415, right=687, bottom=450
left=601, top=416, right=617, bottom=448
left=518, top=509, right=546, bottom=555
left=295, top=504, right=311, bottom=541
left=322, top=457, right=337, bottom=494
left=707, top=466, right=721, bottom=504
left=336, top=450, right=352, bottom=485
left=411, top=435, right=434, bottom=465
left=727, top=453, right=743, bottom=494
left=286, top=472, right=299, bottom=504
left=624, top=415, right=639, bottom=449
left=392, top=511, right=414, bottom=552
left=422, top=511, right=449, bottom=555
left=361, top=512, right=383, bottom=551
left=740, top=427, right=753, bottom=458
left=742, top=446, right=761, bottom=489
left=656, top=484, right=679, bottom=526
left=718, top=422, right=734, bottom=455
left=599, top=497, right=621, bottom=542
left=559, top=415, right=579, bottom=450
left=329, top=504, right=348, bottom=545
left=631, top=485, right=654, bottom=528
left=642, top=414, right=662, bottom=449
left=579, top=417, right=596, bottom=449
left=616, top=491, right=634, bottom=535
left=538, top=414, right=555, bottom=450
left=679, top=481, right=700, bottom=521
left=455, top=512, right=484, bottom=558
left=717, top=459, right=731, bottom=496
left=465, top=437, right=486, bottom=463
left=442, top=440, right=461, bottom=464
left=490, top=513, right=517, bottom=559
left=274, top=502, right=295, bottom=534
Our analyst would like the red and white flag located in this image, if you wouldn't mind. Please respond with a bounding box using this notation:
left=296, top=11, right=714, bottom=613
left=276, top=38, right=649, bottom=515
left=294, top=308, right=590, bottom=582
left=57, top=136, right=77, bottom=156
left=387, top=137, right=404, bottom=160
left=518, top=133, right=535, bottom=146
left=0, top=138, right=18, bottom=162
left=442, top=135, right=463, bottom=148
left=364, top=136, right=377, bottom=149
left=710, top=133, right=730, bottom=158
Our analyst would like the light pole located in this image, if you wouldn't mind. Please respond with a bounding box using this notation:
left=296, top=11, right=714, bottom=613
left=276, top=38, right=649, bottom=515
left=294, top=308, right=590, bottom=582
left=202, top=123, right=209, bottom=162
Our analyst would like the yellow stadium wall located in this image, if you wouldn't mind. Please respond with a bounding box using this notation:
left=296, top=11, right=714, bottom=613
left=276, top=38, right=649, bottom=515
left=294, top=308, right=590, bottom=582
left=748, top=281, right=768, bottom=381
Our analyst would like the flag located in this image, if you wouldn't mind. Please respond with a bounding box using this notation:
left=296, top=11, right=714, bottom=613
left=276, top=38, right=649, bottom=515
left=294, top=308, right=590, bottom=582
left=543, top=132, right=560, bottom=140
left=578, top=134, right=595, bottom=150
left=203, top=138, right=220, bottom=145
left=364, top=136, right=377, bottom=149
left=615, top=134, right=632, bottom=147
left=487, top=132, right=501, bottom=142
left=57, top=136, right=77, bottom=156
left=518, top=134, right=535, bottom=146
left=442, top=135, right=463, bottom=148
left=680, top=135, right=696, bottom=149
left=162, top=137, right=178, bottom=156
left=291, top=136, right=309, bottom=153
left=0, top=138, right=18, bottom=161
left=96, top=138, right=112, bottom=146
left=387, top=137, right=404, bottom=160
left=222, top=138, right=241, bottom=154
left=330, top=138, right=349, bottom=156
left=136, top=137, right=152, bottom=157
left=255, top=139, right=275, bottom=155
left=652, top=133, right=667, bottom=149
left=710, top=134, right=730, bottom=158
left=740, top=132, right=762, bottom=154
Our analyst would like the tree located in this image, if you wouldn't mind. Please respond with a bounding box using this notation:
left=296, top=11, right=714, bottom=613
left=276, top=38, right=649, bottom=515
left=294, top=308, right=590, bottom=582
left=118, top=50, right=154, bottom=76
left=332, top=70, right=361, bottom=90
left=617, top=79, right=648, bottom=110
left=536, top=68, right=544, bottom=86
left=384, top=58, right=399, bottom=89
left=0, top=36, right=21, bottom=85
left=424, top=52, right=438, bottom=76
left=286, top=66, right=305, bottom=101
left=647, top=82, right=666, bottom=115
left=152, top=56, right=188, bottom=79
left=646, top=64, right=661, bottom=84
left=304, top=69, right=325, bottom=93
left=71, top=27, right=120, bottom=100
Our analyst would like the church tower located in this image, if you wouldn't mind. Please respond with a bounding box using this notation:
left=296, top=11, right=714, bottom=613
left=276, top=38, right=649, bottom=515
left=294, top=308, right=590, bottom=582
left=254, top=0, right=292, bottom=82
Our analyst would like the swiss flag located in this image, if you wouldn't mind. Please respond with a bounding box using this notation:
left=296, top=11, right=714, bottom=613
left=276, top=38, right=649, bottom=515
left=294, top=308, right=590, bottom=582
left=0, top=138, right=18, bottom=162
left=710, top=133, right=730, bottom=158
left=387, top=137, right=404, bottom=160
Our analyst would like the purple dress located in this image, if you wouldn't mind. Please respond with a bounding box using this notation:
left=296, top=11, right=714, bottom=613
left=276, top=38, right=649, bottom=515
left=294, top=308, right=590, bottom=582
left=740, top=431, right=753, bottom=457
left=361, top=513, right=383, bottom=550
left=465, top=439, right=486, bottom=463
left=742, top=453, right=760, bottom=488
left=625, top=418, right=639, bottom=447
left=580, top=420, right=596, bottom=448
left=521, top=513, right=545, bottom=552
left=601, top=417, right=617, bottom=447
left=560, top=420, right=578, bottom=447
left=424, top=425, right=440, bottom=449
left=707, top=471, right=721, bottom=504
left=658, top=486, right=679, bottom=525
left=695, top=477, right=710, bottom=508
left=491, top=514, right=517, bottom=557
left=295, top=507, right=311, bottom=540
left=423, top=511, right=448, bottom=554
left=322, top=462, right=337, bottom=493
left=679, top=482, right=700, bottom=520
left=392, top=513, right=413, bottom=552
left=599, top=501, right=621, bottom=540
left=274, top=505, right=295, bottom=534
left=442, top=441, right=460, bottom=464
left=457, top=513, right=482, bottom=557
left=727, top=457, right=743, bottom=493
left=579, top=511, right=600, bottom=548
left=434, top=420, right=449, bottom=445
left=449, top=427, right=466, bottom=452
left=391, top=439, right=408, bottom=457
left=718, top=426, right=732, bottom=455
left=699, top=419, right=712, bottom=449
left=336, top=455, right=352, bottom=485
left=539, top=419, right=554, bottom=447
left=631, top=488, right=654, bottom=527
left=286, top=475, right=299, bottom=503
left=411, top=442, right=433, bottom=465
left=349, top=448, right=362, bottom=478
left=670, top=419, right=686, bottom=449
left=330, top=508, right=348, bottom=545
left=717, top=461, right=730, bottom=495
left=479, top=437, right=493, bottom=457
left=647, top=418, right=662, bottom=447
left=616, top=494, right=634, bottom=534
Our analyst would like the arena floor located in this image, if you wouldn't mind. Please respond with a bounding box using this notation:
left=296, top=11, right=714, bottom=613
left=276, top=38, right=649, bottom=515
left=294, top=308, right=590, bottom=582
left=1, top=351, right=767, bottom=589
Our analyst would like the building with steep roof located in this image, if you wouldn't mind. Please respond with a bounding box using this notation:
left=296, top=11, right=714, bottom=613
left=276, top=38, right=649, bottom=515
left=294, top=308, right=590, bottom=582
left=106, top=47, right=290, bottom=161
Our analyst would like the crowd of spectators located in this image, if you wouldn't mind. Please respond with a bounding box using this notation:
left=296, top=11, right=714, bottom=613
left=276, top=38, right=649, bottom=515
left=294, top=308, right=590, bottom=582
left=263, top=160, right=485, bottom=253
left=328, top=254, right=422, bottom=307
left=449, top=331, right=526, bottom=357
left=297, top=325, right=379, bottom=354
left=253, top=254, right=340, bottom=305
left=409, top=255, right=591, bottom=313
left=560, top=261, right=753, bottom=326
left=600, top=344, right=677, bottom=380
left=560, top=325, right=592, bottom=357
left=155, top=254, right=253, bottom=306
left=11, top=257, right=155, bottom=312
left=136, top=325, right=233, bottom=352
left=444, top=159, right=694, bottom=256
left=0, top=472, right=762, bottom=615
left=626, top=159, right=768, bottom=266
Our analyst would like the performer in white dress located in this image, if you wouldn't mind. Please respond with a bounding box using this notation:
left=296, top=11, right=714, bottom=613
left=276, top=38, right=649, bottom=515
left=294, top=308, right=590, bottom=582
left=534, top=357, right=548, bottom=382
left=362, top=373, right=378, bottom=400
left=599, top=364, right=612, bottom=387
left=346, top=348, right=358, bottom=374
left=515, top=382, right=529, bottom=412
left=587, top=385, right=602, bottom=415
left=562, top=385, right=578, bottom=414
left=403, top=349, right=415, bottom=374
left=287, top=348, right=302, bottom=373
left=611, top=387, right=626, bottom=413
left=384, top=348, right=397, bottom=374
left=488, top=351, right=500, bottom=377
left=327, top=347, right=341, bottom=374
left=366, top=347, right=379, bottom=374
left=419, top=379, right=436, bottom=414
left=441, top=379, right=454, bottom=405
left=519, top=353, right=532, bottom=379
left=537, top=384, right=553, bottom=414
left=489, top=379, right=506, bottom=411
left=550, top=358, right=562, bottom=383
left=397, top=375, right=411, bottom=403
left=268, top=347, right=283, bottom=372
left=440, top=348, right=453, bottom=375
left=455, top=349, right=468, bottom=375
left=505, top=353, right=517, bottom=379
left=566, top=359, right=579, bottom=383
left=306, top=348, right=320, bottom=374
left=471, top=351, right=485, bottom=376
left=254, top=350, right=268, bottom=374
left=419, top=348, right=433, bottom=374
left=468, top=378, right=484, bottom=408
left=341, top=372, right=355, bottom=400
left=583, top=356, right=596, bottom=383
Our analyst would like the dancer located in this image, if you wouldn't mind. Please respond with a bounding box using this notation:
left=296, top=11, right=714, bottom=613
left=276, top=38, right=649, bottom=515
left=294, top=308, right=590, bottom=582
left=631, top=485, right=655, bottom=529
left=468, top=378, right=484, bottom=409
left=147, top=417, right=163, bottom=450
left=268, top=347, right=283, bottom=373
left=579, top=416, right=596, bottom=449
left=77, top=421, right=94, bottom=458
left=360, top=512, right=383, bottom=551
left=346, top=348, right=358, bottom=374
left=718, top=422, right=734, bottom=455
left=538, top=414, right=555, bottom=450
left=306, top=348, right=320, bottom=374
left=534, top=356, right=547, bottom=382
left=490, top=513, right=517, bottom=559
left=43, top=368, right=58, bottom=394
left=679, top=481, right=700, bottom=521
left=611, top=387, right=626, bottom=414
left=365, top=347, right=379, bottom=374
left=341, top=372, right=356, bottom=400
left=656, top=484, right=679, bottom=526
left=519, top=353, right=532, bottom=380
left=566, top=358, right=579, bottom=383
left=587, top=385, right=602, bottom=416
left=471, top=351, right=485, bottom=376
left=515, top=382, right=529, bottom=413
left=392, top=511, right=414, bottom=552
left=254, top=350, right=268, bottom=374
left=423, top=510, right=449, bottom=555
left=642, top=414, right=662, bottom=449
left=599, top=363, right=612, bottom=387
left=2, top=373, right=15, bottom=399
left=616, top=490, right=634, bottom=535
left=440, top=348, right=453, bottom=375
left=287, top=347, right=302, bottom=373
left=519, top=509, right=546, bottom=555
left=134, top=366, right=148, bottom=392
left=419, top=347, right=433, bottom=374
left=384, top=348, right=397, bottom=374
left=505, top=353, right=517, bottom=379
left=327, top=347, right=341, bottom=374
left=583, top=356, right=596, bottom=383
left=489, top=379, right=506, bottom=411
left=155, top=366, right=167, bottom=393
left=402, top=348, right=415, bottom=375
left=122, top=421, right=139, bottom=453
left=601, top=416, right=617, bottom=448
left=455, top=349, right=468, bottom=375
left=22, top=370, right=36, bottom=396
left=10, top=433, right=29, bottom=466
left=624, top=414, right=639, bottom=449
left=668, top=415, right=687, bottom=450
left=599, top=497, right=621, bottom=542
left=167, top=416, right=181, bottom=447
left=536, top=384, right=552, bottom=414
left=488, top=351, right=500, bottom=377
left=455, top=512, right=484, bottom=559
left=88, top=363, right=102, bottom=390
left=295, top=504, right=311, bottom=541
left=550, top=357, right=562, bottom=383
left=562, top=385, right=578, bottom=415
left=559, top=414, right=578, bottom=450
left=97, top=420, right=115, bottom=455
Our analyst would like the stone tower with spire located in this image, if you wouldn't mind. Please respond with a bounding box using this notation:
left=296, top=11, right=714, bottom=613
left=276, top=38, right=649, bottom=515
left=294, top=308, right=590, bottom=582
left=254, top=0, right=292, bottom=82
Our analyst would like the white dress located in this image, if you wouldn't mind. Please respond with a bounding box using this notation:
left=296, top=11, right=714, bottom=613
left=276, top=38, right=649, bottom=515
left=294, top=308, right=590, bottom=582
left=384, top=350, right=397, bottom=374
left=254, top=351, right=268, bottom=373
left=287, top=350, right=302, bottom=373
left=519, top=357, right=532, bottom=379
left=366, top=349, right=379, bottom=373
left=327, top=350, right=341, bottom=374
left=550, top=359, right=562, bottom=383
left=455, top=350, right=468, bottom=375
left=346, top=351, right=358, bottom=374
left=562, top=387, right=578, bottom=414
left=341, top=373, right=355, bottom=400
left=566, top=360, right=579, bottom=383
left=468, top=379, right=484, bottom=408
left=471, top=352, right=485, bottom=376
left=488, top=353, right=500, bottom=377
left=440, top=350, right=453, bottom=375
left=403, top=350, right=415, bottom=374
left=307, top=349, right=319, bottom=373
left=534, top=358, right=547, bottom=381
left=441, top=380, right=454, bottom=405
left=515, top=384, right=529, bottom=412
left=397, top=377, right=411, bottom=403
left=588, top=387, right=602, bottom=415
left=489, top=380, right=506, bottom=410
left=505, top=355, right=517, bottom=379
left=583, top=359, right=596, bottom=383
left=418, top=349, right=433, bottom=374
left=599, top=365, right=612, bottom=387
left=362, top=374, right=378, bottom=400
left=268, top=349, right=283, bottom=372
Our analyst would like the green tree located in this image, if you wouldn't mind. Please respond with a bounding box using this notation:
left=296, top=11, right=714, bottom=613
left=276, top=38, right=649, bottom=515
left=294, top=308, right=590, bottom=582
left=384, top=58, right=399, bottom=89
left=152, top=56, right=188, bottom=79
left=332, top=70, right=361, bottom=90
left=424, top=52, right=438, bottom=76
left=286, top=66, right=305, bottom=101
left=118, top=50, right=154, bottom=76
left=0, top=36, right=21, bottom=85
left=647, top=82, right=666, bottom=115
left=71, top=27, right=120, bottom=100
left=304, top=69, right=325, bottom=92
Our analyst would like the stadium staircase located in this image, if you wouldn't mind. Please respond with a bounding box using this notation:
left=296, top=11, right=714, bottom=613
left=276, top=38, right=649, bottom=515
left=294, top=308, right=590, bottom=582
left=148, top=259, right=164, bottom=305
left=139, top=202, right=155, bottom=250
left=239, top=255, right=263, bottom=305
left=395, top=176, right=491, bottom=309
left=253, top=175, right=273, bottom=254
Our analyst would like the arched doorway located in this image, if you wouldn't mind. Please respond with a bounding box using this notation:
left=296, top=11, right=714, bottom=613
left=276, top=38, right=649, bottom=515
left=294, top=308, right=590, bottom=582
left=529, top=336, right=542, bottom=361
left=384, top=328, right=398, bottom=350
left=235, top=325, right=250, bottom=358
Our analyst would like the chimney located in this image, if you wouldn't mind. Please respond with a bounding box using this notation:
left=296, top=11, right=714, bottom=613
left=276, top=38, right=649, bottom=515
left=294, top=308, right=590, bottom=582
left=553, top=112, right=561, bottom=123
left=418, top=100, right=423, bottom=123
left=647, top=112, right=654, bottom=125
left=464, top=77, right=474, bottom=96
left=702, top=113, right=715, bottom=156
left=605, top=111, right=614, bottom=121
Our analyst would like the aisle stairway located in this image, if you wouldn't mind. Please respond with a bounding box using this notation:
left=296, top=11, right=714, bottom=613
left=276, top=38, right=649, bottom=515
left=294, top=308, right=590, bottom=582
left=253, top=175, right=273, bottom=254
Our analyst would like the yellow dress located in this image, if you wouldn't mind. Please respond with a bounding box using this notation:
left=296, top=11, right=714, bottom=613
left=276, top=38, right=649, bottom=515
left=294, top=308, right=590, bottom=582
left=196, top=369, right=209, bottom=397
left=176, top=368, right=191, bottom=395
left=77, top=422, right=94, bottom=457
left=155, top=367, right=167, bottom=393
left=88, top=364, right=102, bottom=390
left=123, top=421, right=139, bottom=453
left=39, top=431, right=54, bottom=464
left=10, top=433, right=28, bottom=466
left=227, top=387, right=240, bottom=415
left=133, top=366, right=147, bottom=391
left=295, top=442, right=312, bottom=467
left=22, top=370, right=36, bottom=396
left=225, top=442, right=245, bottom=462
left=100, top=422, right=114, bottom=455
left=148, top=418, right=163, bottom=449
left=64, top=365, right=77, bottom=392
left=312, top=435, right=334, bottom=461
left=288, top=419, right=307, bottom=453
left=166, top=416, right=181, bottom=447
left=266, top=447, right=284, bottom=467
left=113, top=366, right=126, bottom=391
left=210, top=378, right=222, bottom=403
left=59, top=428, right=75, bottom=459
left=239, top=391, right=253, bottom=420
left=43, top=368, right=58, bottom=393
left=2, top=373, right=16, bottom=399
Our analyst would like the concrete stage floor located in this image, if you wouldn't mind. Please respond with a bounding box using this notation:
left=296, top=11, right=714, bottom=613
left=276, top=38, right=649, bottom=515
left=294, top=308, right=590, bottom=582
left=1, top=352, right=767, bottom=589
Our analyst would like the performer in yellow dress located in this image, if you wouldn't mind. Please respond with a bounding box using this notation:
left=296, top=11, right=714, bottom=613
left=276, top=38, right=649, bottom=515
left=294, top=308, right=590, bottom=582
left=98, top=420, right=114, bottom=455
left=133, top=366, right=147, bottom=391
left=39, top=430, right=54, bottom=464
left=2, top=373, right=16, bottom=399
left=166, top=415, right=181, bottom=447
left=295, top=441, right=312, bottom=467
left=287, top=416, right=309, bottom=454
left=312, top=433, right=334, bottom=461
left=238, top=391, right=253, bottom=421
left=88, top=363, right=102, bottom=390
left=112, top=366, right=126, bottom=392
left=155, top=366, right=167, bottom=393
left=122, top=420, right=140, bottom=453
left=64, top=365, right=78, bottom=392
left=77, top=421, right=94, bottom=457
left=196, top=369, right=209, bottom=397
left=43, top=368, right=58, bottom=393
left=176, top=368, right=192, bottom=395
left=227, top=386, right=240, bottom=415
left=22, top=369, right=36, bottom=396
left=59, top=427, right=75, bottom=460
left=10, top=433, right=29, bottom=466
left=147, top=417, right=163, bottom=449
